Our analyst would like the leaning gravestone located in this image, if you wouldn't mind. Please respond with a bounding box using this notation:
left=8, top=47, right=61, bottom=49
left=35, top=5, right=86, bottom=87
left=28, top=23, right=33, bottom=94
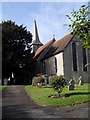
left=68, top=79, right=74, bottom=90
left=79, top=76, right=83, bottom=85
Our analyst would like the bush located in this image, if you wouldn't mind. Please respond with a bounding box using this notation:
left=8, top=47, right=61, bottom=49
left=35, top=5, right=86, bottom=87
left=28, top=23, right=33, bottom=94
left=50, top=75, right=65, bottom=97
left=32, top=75, right=44, bottom=87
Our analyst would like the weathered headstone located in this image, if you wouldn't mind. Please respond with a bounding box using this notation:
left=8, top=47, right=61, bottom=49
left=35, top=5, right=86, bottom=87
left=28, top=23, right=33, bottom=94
left=79, top=76, right=83, bottom=85
left=68, top=79, right=74, bottom=90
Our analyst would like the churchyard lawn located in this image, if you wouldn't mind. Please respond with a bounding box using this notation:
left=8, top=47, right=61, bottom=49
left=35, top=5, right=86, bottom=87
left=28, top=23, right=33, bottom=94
left=25, top=83, right=90, bottom=107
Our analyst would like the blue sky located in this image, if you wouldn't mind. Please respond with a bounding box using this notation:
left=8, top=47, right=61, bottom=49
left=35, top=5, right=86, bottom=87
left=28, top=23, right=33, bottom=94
left=2, top=2, right=88, bottom=44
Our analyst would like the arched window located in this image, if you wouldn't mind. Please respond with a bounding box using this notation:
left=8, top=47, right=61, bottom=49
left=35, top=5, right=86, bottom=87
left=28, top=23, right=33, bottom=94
left=82, top=48, right=87, bottom=71
left=55, top=57, right=57, bottom=73
left=72, top=42, right=77, bottom=71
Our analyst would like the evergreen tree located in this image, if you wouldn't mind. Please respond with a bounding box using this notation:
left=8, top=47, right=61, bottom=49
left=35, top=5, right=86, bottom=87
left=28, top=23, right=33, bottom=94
left=2, top=20, right=34, bottom=84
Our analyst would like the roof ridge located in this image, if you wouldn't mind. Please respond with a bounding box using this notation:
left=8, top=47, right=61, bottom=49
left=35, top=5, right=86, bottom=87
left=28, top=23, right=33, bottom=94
left=56, top=33, right=72, bottom=42
left=43, top=33, right=73, bottom=59
left=37, top=38, right=55, bottom=60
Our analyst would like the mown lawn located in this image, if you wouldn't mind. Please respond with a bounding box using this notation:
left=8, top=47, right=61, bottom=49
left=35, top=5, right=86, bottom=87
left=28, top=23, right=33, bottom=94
left=25, top=83, right=90, bottom=107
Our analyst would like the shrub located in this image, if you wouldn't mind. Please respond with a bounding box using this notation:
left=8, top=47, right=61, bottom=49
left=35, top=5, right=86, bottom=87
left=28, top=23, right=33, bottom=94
left=32, top=75, right=44, bottom=87
left=50, top=75, right=65, bottom=97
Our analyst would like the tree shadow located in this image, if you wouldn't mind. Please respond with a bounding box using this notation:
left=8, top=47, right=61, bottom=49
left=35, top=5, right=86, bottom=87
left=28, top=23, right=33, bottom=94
left=43, top=86, right=52, bottom=88
left=64, top=92, right=90, bottom=97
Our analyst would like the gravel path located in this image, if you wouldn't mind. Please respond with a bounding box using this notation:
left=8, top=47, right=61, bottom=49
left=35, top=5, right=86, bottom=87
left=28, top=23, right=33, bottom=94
left=2, top=85, right=89, bottom=119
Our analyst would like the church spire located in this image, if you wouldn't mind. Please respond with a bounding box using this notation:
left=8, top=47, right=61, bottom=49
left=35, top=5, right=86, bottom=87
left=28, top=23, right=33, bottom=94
left=33, top=19, right=40, bottom=42
left=31, top=20, right=43, bottom=53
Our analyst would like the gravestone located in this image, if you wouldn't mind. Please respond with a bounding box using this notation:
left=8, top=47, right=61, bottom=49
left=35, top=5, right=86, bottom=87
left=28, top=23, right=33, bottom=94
left=79, top=76, right=83, bottom=85
left=68, top=79, right=74, bottom=90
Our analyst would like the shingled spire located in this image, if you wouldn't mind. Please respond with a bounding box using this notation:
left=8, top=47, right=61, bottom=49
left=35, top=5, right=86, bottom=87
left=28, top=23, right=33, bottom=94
left=31, top=20, right=43, bottom=53
left=33, top=20, right=39, bottom=42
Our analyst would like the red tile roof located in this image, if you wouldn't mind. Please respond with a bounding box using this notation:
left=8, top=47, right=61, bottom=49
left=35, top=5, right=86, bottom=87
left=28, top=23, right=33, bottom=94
left=33, top=38, right=55, bottom=58
left=43, top=33, right=73, bottom=59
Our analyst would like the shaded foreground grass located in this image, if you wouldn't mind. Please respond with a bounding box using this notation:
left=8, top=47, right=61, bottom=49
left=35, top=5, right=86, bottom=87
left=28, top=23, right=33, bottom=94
left=0, top=85, right=7, bottom=90
left=25, top=84, right=90, bottom=107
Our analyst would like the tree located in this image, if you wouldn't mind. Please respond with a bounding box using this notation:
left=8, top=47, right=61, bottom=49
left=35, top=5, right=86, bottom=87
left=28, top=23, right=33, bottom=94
left=66, top=5, right=90, bottom=49
left=2, top=20, right=34, bottom=84
left=50, top=75, right=65, bottom=97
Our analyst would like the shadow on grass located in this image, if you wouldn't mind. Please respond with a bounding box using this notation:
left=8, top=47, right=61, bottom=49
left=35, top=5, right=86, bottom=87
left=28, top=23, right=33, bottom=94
left=43, top=86, right=52, bottom=88
left=48, top=92, right=90, bottom=98
left=64, top=92, right=90, bottom=97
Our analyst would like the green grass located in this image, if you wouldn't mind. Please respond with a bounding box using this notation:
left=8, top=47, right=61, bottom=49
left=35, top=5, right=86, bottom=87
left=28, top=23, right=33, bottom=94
left=25, top=83, right=90, bottom=107
left=0, top=85, right=7, bottom=90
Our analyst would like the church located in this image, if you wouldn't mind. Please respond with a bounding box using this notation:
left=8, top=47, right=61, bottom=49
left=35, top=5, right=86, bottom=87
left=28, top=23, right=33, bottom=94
left=31, top=20, right=90, bottom=84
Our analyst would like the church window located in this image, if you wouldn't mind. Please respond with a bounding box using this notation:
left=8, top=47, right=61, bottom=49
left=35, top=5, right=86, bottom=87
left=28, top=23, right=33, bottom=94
left=55, top=57, right=57, bottom=73
left=82, top=48, right=87, bottom=71
left=72, top=42, right=77, bottom=71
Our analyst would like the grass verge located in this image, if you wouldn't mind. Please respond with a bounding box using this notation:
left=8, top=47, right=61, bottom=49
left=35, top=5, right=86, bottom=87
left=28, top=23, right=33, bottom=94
left=25, top=83, right=90, bottom=107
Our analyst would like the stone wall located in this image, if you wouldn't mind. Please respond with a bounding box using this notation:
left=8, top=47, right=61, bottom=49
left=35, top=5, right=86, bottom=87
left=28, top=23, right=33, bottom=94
left=43, top=35, right=90, bottom=84
left=63, top=35, right=90, bottom=83
left=34, top=35, right=90, bottom=84
left=45, top=56, right=56, bottom=75
left=34, top=60, right=43, bottom=75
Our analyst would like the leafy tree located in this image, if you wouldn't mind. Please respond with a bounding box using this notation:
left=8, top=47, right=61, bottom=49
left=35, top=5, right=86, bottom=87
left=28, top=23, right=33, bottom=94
left=50, top=75, right=65, bottom=97
left=2, top=20, right=34, bottom=84
left=66, top=5, right=90, bottom=49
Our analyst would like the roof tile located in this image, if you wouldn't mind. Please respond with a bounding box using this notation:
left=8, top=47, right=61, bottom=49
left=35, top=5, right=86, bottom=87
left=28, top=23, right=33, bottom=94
left=43, top=33, right=73, bottom=59
left=33, top=38, right=55, bottom=58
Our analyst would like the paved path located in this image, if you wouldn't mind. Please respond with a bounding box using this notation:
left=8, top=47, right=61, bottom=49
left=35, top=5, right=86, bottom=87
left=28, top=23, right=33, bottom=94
left=2, top=85, right=89, bottom=119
